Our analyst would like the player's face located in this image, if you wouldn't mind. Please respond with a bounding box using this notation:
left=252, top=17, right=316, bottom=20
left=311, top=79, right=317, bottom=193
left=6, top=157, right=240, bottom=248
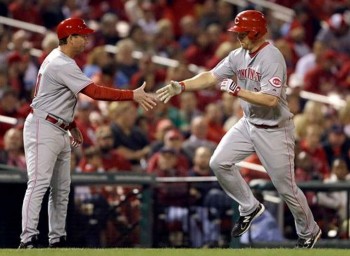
left=236, top=32, right=253, bottom=51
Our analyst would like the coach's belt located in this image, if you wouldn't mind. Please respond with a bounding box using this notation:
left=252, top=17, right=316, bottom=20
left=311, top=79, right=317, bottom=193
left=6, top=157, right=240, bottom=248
left=30, top=108, right=71, bottom=131
left=251, top=123, right=279, bottom=129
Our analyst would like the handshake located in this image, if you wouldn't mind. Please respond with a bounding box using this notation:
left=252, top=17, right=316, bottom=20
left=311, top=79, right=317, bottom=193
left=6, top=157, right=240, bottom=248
left=155, top=78, right=241, bottom=104
left=139, top=79, right=241, bottom=110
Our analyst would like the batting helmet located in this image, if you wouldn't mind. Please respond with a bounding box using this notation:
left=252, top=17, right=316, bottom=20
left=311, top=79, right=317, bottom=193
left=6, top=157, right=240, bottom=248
left=228, top=10, right=267, bottom=40
left=56, top=18, right=94, bottom=40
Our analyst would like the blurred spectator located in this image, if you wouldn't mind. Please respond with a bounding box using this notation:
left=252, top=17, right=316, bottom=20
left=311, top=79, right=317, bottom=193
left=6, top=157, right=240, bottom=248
left=37, top=32, right=59, bottom=65
left=298, top=124, right=330, bottom=179
left=83, top=46, right=112, bottom=79
left=153, top=19, right=179, bottom=59
left=337, top=58, right=350, bottom=90
left=182, top=115, right=217, bottom=161
left=303, top=49, right=340, bottom=95
left=203, top=103, right=226, bottom=144
left=283, top=22, right=311, bottom=66
left=91, top=62, right=117, bottom=89
left=317, top=158, right=350, bottom=238
left=188, top=146, right=232, bottom=247
left=294, top=41, right=327, bottom=81
left=108, top=101, right=150, bottom=171
left=137, top=2, right=158, bottom=42
left=178, top=15, right=198, bottom=50
left=130, top=53, right=167, bottom=92
left=149, top=118, right=174, bottom=154
left=294, top=101, right=326, bottom=140
left=322, top=124, right=350, bottom=170
left=93, top=13, right=121, bottom=46
left=146, top=145, right=189, bottom=247
left=8, top=0, right=42, bottom=26
left=7, top=49, right=38, bottom=101
left=316, top=12, right=350, bottom=55
left=280, top=3, right=321, bottom=48
left=148, top=128, right=191, bottom=170
left=114, top=38, right=139, bottom=88
left=79, top=125, right=131, bottom=172
left=184, top=29, right=217, bottom=67
left=0, top=88, right=29, bottom=148
left=0, top=31, right=11, bottom=71
left=74, top=101, right=97, bottom=149
left=127, top=24, right=149, bottom=52
left=177, top=91, right=202, bottom=133
left=0, top=127, right=26, bottom=169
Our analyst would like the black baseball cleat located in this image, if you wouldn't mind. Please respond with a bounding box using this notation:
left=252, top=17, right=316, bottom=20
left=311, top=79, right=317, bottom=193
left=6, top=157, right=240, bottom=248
left=231, top=203, right=265, bottom=238
left=18, top=236, right=39, bottom=249
left=49, top=236, right=67, bottom=248
left=295, top=229, right=322, bottom=249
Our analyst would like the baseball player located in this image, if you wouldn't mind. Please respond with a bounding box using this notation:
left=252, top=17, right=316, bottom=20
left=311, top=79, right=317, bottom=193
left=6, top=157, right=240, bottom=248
left=19, top=18, right=156, bottom=248
left=157, top=10, right=321, bottom=248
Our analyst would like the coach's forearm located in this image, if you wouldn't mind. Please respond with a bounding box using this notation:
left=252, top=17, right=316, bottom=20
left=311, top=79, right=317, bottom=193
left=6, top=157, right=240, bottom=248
left=81, top=83, right=133, bottom=101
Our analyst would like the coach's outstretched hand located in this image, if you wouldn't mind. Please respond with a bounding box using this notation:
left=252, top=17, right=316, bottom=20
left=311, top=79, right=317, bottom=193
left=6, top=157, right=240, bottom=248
left=156, top=81, right=183, bottom=103
left=133, top=82, right=157, bottom=111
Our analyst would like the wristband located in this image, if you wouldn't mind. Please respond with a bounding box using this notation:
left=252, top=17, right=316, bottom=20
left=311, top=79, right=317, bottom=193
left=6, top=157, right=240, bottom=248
left=179, top=81, right=186, bottom=92
left=230, top=86, right=241, bottom=97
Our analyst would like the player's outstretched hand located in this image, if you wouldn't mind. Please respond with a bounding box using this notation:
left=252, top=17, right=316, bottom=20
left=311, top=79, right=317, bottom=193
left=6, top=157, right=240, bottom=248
left=220, top=78, right=241, bottom=96
left=156, top=80, right=183, bottom=103
left=133, top=82, right=157, bottom=111
left=69, top=127, right=83, bottom=148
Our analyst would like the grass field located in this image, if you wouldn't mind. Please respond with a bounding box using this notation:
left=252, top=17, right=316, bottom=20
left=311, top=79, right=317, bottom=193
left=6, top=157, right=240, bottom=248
left=1, top=248, right=350, bottom=256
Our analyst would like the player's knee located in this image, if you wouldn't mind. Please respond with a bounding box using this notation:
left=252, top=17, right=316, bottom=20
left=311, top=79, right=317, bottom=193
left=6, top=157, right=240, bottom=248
left=209, top=155, right=231, bottom=172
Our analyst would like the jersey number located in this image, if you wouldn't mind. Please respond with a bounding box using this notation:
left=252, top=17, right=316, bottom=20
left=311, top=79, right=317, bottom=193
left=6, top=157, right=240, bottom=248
left=33, top=73, right=42, bottom=97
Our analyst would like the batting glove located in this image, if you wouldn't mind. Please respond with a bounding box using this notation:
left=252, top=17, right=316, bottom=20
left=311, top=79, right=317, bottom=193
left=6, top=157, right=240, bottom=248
left=220, top=78, right=241, bottom=96
left=156, top=81, right=185, bottom=103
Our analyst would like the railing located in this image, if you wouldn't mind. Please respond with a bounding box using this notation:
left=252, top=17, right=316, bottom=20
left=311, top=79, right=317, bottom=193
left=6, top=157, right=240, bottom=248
left=1, top=167, right=349, bottom=247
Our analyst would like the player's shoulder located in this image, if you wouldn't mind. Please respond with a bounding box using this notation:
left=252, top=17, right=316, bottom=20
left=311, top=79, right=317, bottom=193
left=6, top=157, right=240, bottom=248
left=263, top=42, right=285, bottom=59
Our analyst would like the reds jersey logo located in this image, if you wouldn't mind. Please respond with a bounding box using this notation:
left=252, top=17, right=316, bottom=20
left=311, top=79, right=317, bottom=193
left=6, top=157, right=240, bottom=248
left=269, top=77, right=282, bottom=88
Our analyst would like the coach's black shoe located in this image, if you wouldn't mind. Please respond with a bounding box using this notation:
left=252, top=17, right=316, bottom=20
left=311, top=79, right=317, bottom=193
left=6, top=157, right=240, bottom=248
left=295, top=229, right=322, bottom=249
left=18, top=236, right=39, bottom=249
left=49, top=236, right=67, bottom=248
left=231, top=203, right=265, bottom=238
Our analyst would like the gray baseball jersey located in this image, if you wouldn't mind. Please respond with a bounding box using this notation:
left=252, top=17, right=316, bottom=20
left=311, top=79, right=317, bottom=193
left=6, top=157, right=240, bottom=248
left=31, top=48, right=92, bottom=122
left=209, top=42, right=319, bottom=239
left=21, top=48, right=91, bottom=244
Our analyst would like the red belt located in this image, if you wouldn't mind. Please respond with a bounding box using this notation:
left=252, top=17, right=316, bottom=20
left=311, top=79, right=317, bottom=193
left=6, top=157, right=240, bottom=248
left=30, top=109, right=70, bottom=131
left=252, top=123, right=279, bottom=129
left=45, top=115, right=70, bottom=130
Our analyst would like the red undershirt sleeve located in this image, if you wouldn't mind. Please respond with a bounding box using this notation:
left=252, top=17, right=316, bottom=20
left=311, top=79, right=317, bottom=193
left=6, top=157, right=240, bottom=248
left=80, top=83, right=134, bottom=101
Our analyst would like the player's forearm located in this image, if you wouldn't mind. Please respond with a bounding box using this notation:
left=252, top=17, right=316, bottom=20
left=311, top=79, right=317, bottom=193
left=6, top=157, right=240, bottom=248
left=81, top=83, right=133, bottom=101
left=238, top=90, right=279, bottom=107
left=181, top=71, right=217, bottom=91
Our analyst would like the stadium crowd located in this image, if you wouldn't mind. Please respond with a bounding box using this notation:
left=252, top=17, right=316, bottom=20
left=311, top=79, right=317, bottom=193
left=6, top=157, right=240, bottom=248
left=0, top=0, right=349, bottom=248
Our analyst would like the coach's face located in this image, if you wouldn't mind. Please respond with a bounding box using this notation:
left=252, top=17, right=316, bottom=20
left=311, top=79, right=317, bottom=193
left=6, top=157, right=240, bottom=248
left=69, top=34, right=89, bottom=54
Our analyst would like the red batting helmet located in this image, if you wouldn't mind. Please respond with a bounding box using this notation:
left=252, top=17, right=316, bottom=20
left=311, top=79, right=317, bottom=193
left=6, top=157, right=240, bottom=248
left=228, top=10, right=267, bottom=40
left=56, top=18, right=94, bottom=40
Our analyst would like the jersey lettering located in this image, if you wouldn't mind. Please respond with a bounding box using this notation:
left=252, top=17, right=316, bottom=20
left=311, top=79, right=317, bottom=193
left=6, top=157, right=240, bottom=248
left=237, top=68, right=261, bottom=82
